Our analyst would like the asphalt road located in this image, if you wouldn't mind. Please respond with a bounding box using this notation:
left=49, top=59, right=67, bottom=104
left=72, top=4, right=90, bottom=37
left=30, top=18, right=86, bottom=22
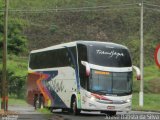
left=50, top=109, right=160, bottom=120
left=7, top=105, right=160, bottom=120
left=50, top=110, right=107, bottom=120
left=8, top=105, right=47, bottom=120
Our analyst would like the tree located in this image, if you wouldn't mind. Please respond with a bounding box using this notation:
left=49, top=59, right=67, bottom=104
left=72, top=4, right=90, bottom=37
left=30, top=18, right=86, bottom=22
left=0, top=71, right=26, bottom=99
left=0, top=0, right=28, bottom=99
left=0, top=19, right=28, bottom=56
left=0, top=1, right=28, bottom=57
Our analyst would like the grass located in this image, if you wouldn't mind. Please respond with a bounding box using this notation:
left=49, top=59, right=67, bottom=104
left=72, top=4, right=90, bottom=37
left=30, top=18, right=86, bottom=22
left=132, top=93, right=160, bottom=111
left=144, top=65, right=160, bottom=81
left=133, top=65, right=160, bottom=93
left=8, top=98, right=28, bottom=106
left=133, top=65, right=160, bottom=110
left=0, top=55, right=28, bottom=77
left=37, top=108, right=52, bottom=119
left=37, top=108, right=52, bottom=114
left=0, top=98, right=28, bottom=109
left=7, top=55, right=28, bottom=77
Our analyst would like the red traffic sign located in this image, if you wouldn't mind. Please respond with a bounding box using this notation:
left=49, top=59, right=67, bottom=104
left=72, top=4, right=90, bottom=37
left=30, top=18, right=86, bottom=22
left=154, top=44, right=160, bottom=68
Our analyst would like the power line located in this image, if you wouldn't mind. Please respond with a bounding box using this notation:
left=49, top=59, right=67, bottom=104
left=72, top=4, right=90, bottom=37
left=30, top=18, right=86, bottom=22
left=141, top=2, right=160, bottom=13
left=145, top=7, right=160, bottom=12
left=144, top=2, right=160, bottom=8
left=53, top=3, right=139, bottom=10
left=6, top=7, right=140, bottom=13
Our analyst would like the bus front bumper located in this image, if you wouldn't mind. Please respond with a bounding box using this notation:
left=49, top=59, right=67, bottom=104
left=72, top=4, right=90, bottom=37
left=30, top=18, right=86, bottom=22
left=81, top=99, right=132, bottom=112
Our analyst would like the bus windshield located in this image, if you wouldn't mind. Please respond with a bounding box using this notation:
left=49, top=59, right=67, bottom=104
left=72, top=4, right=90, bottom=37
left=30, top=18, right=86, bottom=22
left=89, top=70, right=132, bottom=95
left=88, top=44, right=132, bottom=67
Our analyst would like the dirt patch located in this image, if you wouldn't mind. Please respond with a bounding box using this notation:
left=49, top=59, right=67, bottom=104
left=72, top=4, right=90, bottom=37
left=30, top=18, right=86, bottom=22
left=0, top=109, right=18, bottom=115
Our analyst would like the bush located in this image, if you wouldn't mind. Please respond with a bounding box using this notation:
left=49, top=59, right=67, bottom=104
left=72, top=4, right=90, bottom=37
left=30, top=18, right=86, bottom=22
left=0, top=70, right=26, bottom=99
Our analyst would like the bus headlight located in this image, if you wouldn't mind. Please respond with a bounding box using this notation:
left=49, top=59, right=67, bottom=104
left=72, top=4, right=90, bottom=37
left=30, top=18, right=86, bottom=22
left=126, top=98, right=131, bottom=103
left=85, top=93, right=98, bottom=101
left=90, top=96, right=96, bottom=101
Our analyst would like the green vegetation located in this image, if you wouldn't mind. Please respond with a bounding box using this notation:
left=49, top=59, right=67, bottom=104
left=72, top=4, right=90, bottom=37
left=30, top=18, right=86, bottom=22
left=37, top=108, right=52, bottom=114
left=144, top=65, right=160, bottom=81
left=0, top=13, right=28, bottom=56
left=0, top=98, right=28, bottom=108
left=8, top=98, right=28, bottom=106
left=132, top=93, right=160, bottom=111
left=0, top=0, right=28, bottom=99
left=0, top=55, right=28, bottom=99
left=7, top=56, right=28, bottom=99
left=133, top=65, right=160, bottom=93
left=7, top=55, right=28, bottom=77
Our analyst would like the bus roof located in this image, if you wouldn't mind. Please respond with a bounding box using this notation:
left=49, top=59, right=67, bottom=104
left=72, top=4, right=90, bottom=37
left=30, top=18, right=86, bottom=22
left=30, top=40, right=128, bottom=53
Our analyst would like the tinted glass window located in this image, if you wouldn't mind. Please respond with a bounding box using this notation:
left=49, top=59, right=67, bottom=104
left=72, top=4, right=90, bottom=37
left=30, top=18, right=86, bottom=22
left=77, top=44, right=88, bottom=89
left=89, top=70, right=133, bottom=95
left=29, top=47, right=77, bottom=69
left=88, top=45, right=132, bottom=67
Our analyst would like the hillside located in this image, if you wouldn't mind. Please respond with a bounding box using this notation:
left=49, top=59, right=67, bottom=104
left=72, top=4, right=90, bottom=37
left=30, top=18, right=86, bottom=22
left=7, top=0, right=160, bottom=66
left=9, top=0, right=160, bottom=90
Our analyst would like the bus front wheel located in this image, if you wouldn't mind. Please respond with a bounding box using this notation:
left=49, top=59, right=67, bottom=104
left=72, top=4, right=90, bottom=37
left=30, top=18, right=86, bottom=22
left=71, top=97, right=80, bottom=115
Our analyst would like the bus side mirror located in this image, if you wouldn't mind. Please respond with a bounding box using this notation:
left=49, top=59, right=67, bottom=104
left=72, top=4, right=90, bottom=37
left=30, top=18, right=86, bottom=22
left=132, top=65, right=141, bottom=80
left=81, top=61, right=90, bottom=76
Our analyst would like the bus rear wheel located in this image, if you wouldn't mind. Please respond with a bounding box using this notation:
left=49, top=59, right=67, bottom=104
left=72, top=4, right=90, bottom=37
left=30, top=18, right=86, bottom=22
left=39, top=95, right=44, bottom=109
left=71, top=97, right=80, bottom=115
left=34, top=94, right=44, bottom=109
left=34, top=95, right=38, bottom=110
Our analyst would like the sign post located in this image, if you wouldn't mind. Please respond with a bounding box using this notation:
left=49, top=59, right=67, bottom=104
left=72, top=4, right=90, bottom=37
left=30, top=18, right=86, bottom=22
left=154, top=45, right=160, bottom=68
left=139, top=0, right=144, bottom=107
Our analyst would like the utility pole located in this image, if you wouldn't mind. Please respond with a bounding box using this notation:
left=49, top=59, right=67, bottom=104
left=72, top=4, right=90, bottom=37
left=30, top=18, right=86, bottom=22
left=139, top=0, right=144, bottom=107
left=1, top=0, right=9, bottom=111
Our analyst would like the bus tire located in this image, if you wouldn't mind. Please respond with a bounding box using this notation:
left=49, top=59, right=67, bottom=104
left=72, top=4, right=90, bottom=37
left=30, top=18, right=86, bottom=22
left=39, top=95, right=44, bottom=109
left=62, top=108, right=69, bottom=113
left=34, top=95, right=39, bottom=110
left=34, top=94, right=44, bottom=109
left=103, top=111, right=116, bottom=116
left=71, top=97, right=80, bottom=115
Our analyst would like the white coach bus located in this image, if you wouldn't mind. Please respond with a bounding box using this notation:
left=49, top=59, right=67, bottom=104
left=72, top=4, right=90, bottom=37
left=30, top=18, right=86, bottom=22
left=27, top=41, right=140, bottom=116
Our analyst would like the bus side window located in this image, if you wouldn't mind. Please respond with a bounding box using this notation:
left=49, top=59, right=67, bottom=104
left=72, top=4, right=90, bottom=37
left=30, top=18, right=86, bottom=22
left=65, top=47, right=77, bottom=68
